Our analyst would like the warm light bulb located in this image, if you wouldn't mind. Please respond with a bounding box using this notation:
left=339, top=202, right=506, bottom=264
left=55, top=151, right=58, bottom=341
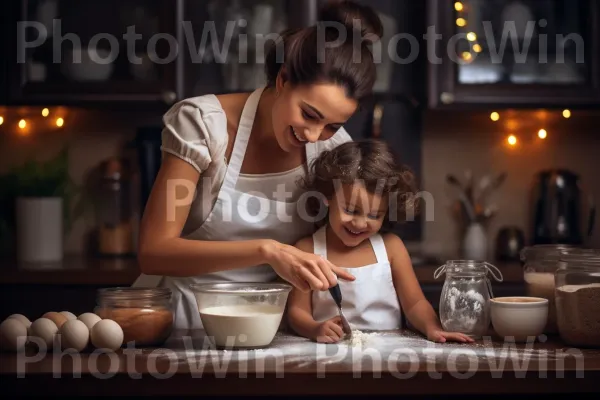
left=490, top=112, right=500, bottom=121
left=42, top=108, right=50, bottom=117
left=456, top=18, right=466, bottom=27
left=56, top=118, right=64, bottom=127
left=467, top=32, right=477, bottom=41
left=18, top=119, right=27, bottom=129
left=473, top=43, right=482, bottom=53
left=461, top=51, right=472, bottom=61
left=455, top=2, right=464, bottom=11
left=507, top=135, right=517, bottom=146
left=562, top=109, right=571, bottom=118
left=0, top=116, right=3, bottom=126
left=538, top=129, right=547, bottom=139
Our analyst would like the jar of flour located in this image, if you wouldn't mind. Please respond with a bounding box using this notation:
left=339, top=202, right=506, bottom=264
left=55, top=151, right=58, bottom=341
left=555, top=248, right=600, bottom=348
left=435, top=260, right=503, bottom=338
left=521, top=244, right=575, bottom=334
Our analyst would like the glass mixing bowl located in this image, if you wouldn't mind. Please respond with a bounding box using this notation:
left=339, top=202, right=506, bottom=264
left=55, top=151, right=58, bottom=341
left=190, top=283, right=292, bottom=349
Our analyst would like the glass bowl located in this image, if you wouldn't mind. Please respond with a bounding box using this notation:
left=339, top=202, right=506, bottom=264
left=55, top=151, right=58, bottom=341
left=190, top=283, right=292, bottom=349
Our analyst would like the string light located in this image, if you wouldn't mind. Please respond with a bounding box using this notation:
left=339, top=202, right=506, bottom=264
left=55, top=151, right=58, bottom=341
left=0, top=116, right=3, bottom=126
left=538, top=129, right=547, bottom=139
left=455, top=2, right=464, bottom=11
left=456, top=18, right=466, bottom=27
left=473, top=44, right=482, bottom=53
left=42, top=108, right=50, bottom=117
left=461, top=51, right=473, bottom=61
left=562, top=109, right=571, bottom=118
left=507, top=135, right=517, bottom=146
left=467, top=32, right=477, bottom=41
left=490, top=112, right=500, bottom=121
left=56, top=117, right=64, bottom=127
left=18, top=119, right=27, bottom=129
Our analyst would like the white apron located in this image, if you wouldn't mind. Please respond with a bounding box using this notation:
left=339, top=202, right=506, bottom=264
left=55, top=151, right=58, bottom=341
left=133, top=87, right=318, bottom=329
left=311, top=225, right=402, bottom=330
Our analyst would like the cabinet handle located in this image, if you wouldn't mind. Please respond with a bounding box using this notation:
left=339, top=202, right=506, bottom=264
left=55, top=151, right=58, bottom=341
left=440, top=92, right=455, bottom=104
left=162, top=91, right=177, bottom=105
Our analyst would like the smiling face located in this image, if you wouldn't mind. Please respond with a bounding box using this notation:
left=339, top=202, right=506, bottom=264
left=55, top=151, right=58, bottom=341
left=327, top=182, right=389, bottom=247
left=271, top=81, right=358, bottom=152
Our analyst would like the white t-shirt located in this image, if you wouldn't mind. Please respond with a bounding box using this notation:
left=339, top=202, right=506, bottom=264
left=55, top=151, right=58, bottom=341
left=160, top=94, right=353, bottom=236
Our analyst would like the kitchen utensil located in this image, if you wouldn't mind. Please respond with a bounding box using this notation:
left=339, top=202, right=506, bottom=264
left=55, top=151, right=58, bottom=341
left=530, top=169, right=595, bottom=245
left=477, top=172, right=507, bottom=203
left=446, top=174, right=476, bottom=222
left=328, top=283, right=352, bottom=339
left=495, top=226, right=525, bottom=261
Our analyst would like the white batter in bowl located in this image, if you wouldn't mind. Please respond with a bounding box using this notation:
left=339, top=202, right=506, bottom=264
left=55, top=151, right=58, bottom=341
left=190, top=283, right=292, bottom=349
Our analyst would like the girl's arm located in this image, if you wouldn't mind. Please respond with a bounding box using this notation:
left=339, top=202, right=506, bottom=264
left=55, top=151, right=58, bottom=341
left=137, top=154, right=355, bottom=291
left=286, top=237, right=345, bottom=343
left=385, top=233, right=472, bottom=343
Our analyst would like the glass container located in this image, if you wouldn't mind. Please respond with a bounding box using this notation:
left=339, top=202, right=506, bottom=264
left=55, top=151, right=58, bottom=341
left=94, top=287, right=173, bottom=347
left=434, top=260, right=503, bottom=338
left=555, top=248, right=600, bottom=347
left=190, top=283, right=291, bottom=349
left=521, top=244, right=575, bottom=334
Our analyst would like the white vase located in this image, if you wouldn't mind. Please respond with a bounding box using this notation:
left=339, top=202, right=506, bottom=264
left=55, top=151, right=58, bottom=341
left=16, top=197, right=64, bottom=263
left=462, top=223, right=488, bottom=261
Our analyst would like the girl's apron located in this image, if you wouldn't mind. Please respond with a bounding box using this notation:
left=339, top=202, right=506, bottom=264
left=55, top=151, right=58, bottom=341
left=133, top=87, right=318, bottom=329
left=311, top=225, right=402, bottom=330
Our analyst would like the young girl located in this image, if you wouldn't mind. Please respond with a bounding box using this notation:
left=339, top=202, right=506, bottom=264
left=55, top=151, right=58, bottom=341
left=286, top=140, right=474, bottom=344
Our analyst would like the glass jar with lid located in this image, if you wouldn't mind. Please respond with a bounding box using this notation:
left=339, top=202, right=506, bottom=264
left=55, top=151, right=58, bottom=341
left=94, top=287, right=174, bottom=347
left=555, top=248, right=600, bottom=347
left=520, top=244, right=575, bottom=334
left=434, top=260, right=503, bottom=338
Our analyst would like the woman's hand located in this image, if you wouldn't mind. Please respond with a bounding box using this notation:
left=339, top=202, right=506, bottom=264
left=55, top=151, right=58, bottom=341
left=426, top=327, right=474, bottom=343
left=313, top=316, right=346, bottom=343
left=261, top=241, right=355, bottom=292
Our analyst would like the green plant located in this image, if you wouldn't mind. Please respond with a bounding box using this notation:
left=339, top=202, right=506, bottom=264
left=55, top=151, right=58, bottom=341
left=0, top=148, right=85, bottom=254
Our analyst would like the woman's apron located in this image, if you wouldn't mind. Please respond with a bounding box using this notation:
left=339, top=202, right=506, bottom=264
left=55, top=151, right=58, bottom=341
left=311, top=225, right=402, bottom=330
left=133, top=87, right=318, bottom=329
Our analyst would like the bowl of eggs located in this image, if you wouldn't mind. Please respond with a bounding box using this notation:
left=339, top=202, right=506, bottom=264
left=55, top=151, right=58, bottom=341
left=0, top=311, right=124, bottom=353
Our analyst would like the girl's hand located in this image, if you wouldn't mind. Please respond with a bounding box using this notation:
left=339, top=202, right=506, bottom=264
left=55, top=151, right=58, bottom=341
left=313, top=316, right=346, bottom=343
left=426, top=328, right=474, bottom=343
left=262, top=241, right=355, bottom=292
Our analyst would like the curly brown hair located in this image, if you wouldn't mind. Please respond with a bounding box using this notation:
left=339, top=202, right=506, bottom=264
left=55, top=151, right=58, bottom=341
left=301, top=139, right=420, bottom=230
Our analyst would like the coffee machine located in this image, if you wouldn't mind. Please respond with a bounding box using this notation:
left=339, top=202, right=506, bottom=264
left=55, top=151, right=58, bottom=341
left=530, top=169, right=595, bottom=245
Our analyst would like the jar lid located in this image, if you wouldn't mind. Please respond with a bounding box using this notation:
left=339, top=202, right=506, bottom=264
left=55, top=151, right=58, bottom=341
left=520, top=244, right=576, bottom=262
left=559, top=248, right=600, bottom=267
left=97, top=287, right=172, bottom=301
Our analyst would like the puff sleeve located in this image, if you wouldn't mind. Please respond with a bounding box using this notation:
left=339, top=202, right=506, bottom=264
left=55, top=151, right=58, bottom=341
left=160, top=97, right=225, bottom=174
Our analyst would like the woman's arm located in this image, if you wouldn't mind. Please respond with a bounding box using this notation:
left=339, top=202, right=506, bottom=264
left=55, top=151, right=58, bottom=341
left=385, top=234, right=472, bottom=343
left=137, top=154, right=355, bottom=290
left=285, top=238, right=320, bottom=338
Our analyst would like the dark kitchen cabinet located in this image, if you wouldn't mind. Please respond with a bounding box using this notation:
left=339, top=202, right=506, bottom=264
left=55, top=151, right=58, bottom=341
left=7, top=0, right=180, bottom=106
left=427, top=0, right=600, bottom=108
left=5, top=0, right=321, bottom=106
left=182, top=0, right=325, bottom=98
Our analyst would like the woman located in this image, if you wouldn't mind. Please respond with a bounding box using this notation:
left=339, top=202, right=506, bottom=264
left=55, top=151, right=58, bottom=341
left=135, top=1, right=385, bottom=329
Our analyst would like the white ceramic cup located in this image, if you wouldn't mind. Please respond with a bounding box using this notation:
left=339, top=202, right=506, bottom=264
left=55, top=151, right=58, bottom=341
left=490, top=296, right=548, bottom=342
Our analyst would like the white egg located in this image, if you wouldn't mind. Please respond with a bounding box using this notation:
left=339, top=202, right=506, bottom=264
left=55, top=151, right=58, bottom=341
left=0, top=318, right=28, bottom=351
left=90, top=319, right=123, bottom=351
left=59, top=319, right=89, bottom=352
left=7, top=314, right=32, bottom=328
left=59, top=311, right=77, bottom=321
left=30, top=318, right=58, bottom=350
left=78, top=313, right=101, bottom=330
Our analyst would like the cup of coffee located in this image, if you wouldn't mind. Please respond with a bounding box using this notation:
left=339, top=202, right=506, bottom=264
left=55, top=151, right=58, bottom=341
left=490, top=297, right=548, bottom=342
